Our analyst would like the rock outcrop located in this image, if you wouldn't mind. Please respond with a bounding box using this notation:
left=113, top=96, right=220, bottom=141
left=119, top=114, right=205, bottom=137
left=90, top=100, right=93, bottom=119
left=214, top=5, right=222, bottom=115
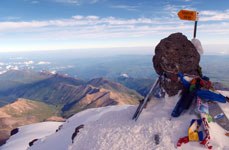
left=153, top=33, right=201, bottom=96
left=10, top=128, right=19, bottom=136
left=29, top=139, right=38, bottom=147
left=72, top=124, right=84, bottom=143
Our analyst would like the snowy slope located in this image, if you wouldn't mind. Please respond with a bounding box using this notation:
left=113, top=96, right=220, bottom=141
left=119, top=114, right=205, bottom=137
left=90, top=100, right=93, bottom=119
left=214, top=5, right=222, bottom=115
left=0, top=122, right=63, bottom=150
left=2, top=91, right=229, bottom=150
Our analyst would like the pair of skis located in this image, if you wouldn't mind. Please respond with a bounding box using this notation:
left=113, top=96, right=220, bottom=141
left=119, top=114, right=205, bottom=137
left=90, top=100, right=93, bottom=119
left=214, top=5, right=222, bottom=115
left=132, top=77, right=160, bottom=121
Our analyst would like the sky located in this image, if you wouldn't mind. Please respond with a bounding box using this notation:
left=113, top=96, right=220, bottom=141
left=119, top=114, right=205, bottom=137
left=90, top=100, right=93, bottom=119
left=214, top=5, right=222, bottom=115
left=0, top=0, right=229, bottom=54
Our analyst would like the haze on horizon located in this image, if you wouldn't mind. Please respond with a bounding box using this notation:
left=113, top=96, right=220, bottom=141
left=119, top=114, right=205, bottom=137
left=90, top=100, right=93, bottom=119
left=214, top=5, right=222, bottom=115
left=0, top=0, right=229, bottom=55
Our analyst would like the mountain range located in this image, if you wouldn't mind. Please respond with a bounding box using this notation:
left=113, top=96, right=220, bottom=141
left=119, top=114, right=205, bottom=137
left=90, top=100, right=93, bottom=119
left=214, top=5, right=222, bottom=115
left=0, top=70, right=141, bottom=112
left=0, top=70, right=142, bottom=145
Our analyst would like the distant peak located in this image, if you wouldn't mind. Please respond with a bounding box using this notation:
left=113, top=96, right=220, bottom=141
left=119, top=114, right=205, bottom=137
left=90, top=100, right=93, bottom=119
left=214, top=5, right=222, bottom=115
left=39, top=70, right=54, bottom=76
left=89, top=77, right=112, bottom=85
left=120, top=73, right=129, bottom=78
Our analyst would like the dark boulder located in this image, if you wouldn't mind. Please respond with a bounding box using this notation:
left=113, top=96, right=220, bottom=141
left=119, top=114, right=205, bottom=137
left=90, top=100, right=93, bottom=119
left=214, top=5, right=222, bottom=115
left=56, top=125, right=63, bottom=132
left=29, top=139, right=38, bottom=147
left=71, top=124, right=84, bottom=143
left=10, top=128, right=19, bottom=136
left=153, top=33, right=201, bottom=96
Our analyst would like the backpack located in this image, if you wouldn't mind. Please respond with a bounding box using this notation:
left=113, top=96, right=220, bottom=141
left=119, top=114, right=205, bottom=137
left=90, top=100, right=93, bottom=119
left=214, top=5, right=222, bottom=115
left=177, top=117, right=213, bottom=149
left=188, top=119, right=204, bottom=141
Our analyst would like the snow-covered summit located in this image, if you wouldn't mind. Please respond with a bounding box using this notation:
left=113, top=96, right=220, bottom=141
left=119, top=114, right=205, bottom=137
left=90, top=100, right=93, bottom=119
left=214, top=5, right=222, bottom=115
left=2, top=92, right=229, bottom=150
left=120, top=73, right=129, bottom=78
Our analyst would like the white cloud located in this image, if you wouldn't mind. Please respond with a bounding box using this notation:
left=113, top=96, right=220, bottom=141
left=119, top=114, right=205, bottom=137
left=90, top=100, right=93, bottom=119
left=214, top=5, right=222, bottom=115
left=38, top=61, right=51, bottom=65
left=200, top=10, right=229, bottom=21
left=0, top=21, right=49, bottom=30
left=4, top=16, right=21, bottom=21
left=86, top=16, right=99, bottom=20
left=110, top=5, right=138, bottom=11
left=24, top=0, right=40, bottom=4
left=163, top=4, right=179, bottom=17
left=1, top=12, right=229, bottom=51
left=12, top=66, right=19, bottom=70
left=0, top=14, right=227, bottom=43
left=6, top=65, right=12, bottom=70
left=163, top=4, right=229, bottom=22
left=55, top=0, right=79, bottom=4
left=51, top=70, right=57, bottom=74
left=0, top=16, right=177, bottom=33
left=163, top=4, right=195, bottom=17
left=24, top=61, right=34, bottom=65
left=72, top=15, right=84, bottom=19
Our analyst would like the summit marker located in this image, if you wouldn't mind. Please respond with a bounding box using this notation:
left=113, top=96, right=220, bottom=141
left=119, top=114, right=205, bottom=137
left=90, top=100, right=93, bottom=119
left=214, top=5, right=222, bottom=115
left=178, top=9, right=199, bottom=38
left=178, top=10, right=198, bottom=21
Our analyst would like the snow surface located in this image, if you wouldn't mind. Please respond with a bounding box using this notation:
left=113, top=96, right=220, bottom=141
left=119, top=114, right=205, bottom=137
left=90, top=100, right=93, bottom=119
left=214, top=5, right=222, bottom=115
left=0, top=122, right=63, bottom=150
left=2, top=91, right=229, bottom=150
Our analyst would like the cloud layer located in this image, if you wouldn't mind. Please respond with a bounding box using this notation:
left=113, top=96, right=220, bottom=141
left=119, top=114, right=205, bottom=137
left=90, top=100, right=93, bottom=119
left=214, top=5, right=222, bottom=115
left=1, top=0, right=229, bottom=52
left=0, top=11, right=229, bottom=42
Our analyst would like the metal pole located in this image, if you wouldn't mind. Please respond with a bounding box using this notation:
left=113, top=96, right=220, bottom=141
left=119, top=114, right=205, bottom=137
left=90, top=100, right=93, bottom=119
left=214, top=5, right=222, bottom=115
left=193, top=21, right=198, bottom=38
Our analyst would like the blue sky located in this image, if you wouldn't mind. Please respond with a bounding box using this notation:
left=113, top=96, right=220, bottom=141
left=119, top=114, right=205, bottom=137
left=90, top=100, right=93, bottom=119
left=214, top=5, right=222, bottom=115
left=0, top=0, right=229, bottom=54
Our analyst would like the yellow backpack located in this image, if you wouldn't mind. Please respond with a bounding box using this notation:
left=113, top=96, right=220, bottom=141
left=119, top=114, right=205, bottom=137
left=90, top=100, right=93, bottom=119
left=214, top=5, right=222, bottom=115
left=188, top=119, right=204, bottom=141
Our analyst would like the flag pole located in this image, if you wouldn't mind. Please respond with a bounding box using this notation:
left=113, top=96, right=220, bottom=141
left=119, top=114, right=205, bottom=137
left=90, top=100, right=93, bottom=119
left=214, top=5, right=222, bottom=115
left=193, top=21, right=198, bottom=39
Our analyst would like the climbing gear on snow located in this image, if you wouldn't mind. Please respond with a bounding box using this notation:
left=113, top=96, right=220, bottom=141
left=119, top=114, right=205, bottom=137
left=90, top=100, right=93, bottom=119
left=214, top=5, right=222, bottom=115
left=188, top=119, right=204, bottom=141
left=132, top=77, right=160, bottom=121
left=153, top=74, right=166, bottom=98
left=177, top=116, right=213, bottom=149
